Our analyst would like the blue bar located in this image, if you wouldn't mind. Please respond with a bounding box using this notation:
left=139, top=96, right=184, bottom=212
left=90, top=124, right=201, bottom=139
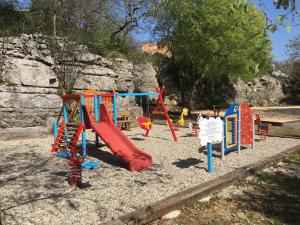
left=63, top=103, right=69, bottom=150
left=113, top=92, right=117, bottom=125
left=208, top=143, right=213, bottom=173
left=80, top=95, right=87, bottom=157
left=118, top=92, right=158, bottom=97
left=98, top=95, right=102, bottom=121
left=53, top=119, right=58, bottom=141
left=63, top=103, right=68, bottom=123
left=94, top=95, right=99, bottom=121
left=80, top=95, right=84, bottom=123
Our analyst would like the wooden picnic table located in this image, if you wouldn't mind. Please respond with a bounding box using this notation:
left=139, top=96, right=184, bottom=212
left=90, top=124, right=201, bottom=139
left=117, top=111, right=134, bottom=130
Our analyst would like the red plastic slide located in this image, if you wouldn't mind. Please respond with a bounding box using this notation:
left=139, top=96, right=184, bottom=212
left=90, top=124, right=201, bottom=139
left=83, top=104, right=152, bottom=172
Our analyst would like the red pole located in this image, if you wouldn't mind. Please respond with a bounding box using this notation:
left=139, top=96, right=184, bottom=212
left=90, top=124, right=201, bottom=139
left=150, top=86, right=178, bottom=141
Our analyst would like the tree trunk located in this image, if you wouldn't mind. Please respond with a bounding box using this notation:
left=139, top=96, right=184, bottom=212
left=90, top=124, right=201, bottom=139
left=53, top=14, right=57, bottom=37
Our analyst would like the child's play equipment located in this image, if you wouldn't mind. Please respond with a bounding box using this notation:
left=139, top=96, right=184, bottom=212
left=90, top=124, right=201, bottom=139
left=221, top=102, right=254, bottom=159
left=149, top=86, right=178, bottom=141
left=240, top=103, right=254, bottom=145
left=222, top=103, right=240, bottom=157
left=120, top=86, right=178, bottom=141
left=52, top=90, right=152, bottom=172
left=255, top=114, right=270, bottom=140
left=189, top=114, right=202, bottom=137
left=198, top=103, right=255, bottom=173
left=138, top=116, right=152, bottom=136
left=177, top=107, right=189, bottom=126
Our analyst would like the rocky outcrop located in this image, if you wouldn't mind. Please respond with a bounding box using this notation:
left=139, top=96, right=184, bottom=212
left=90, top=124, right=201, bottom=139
left=234, top=68, right=294, bottom=106
left=161, top=65, right=297, bottom=109
left=0, top=34, right=158, bottom=128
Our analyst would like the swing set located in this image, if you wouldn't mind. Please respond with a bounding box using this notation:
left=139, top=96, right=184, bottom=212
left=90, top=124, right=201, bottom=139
left=118, top=86, right=178, bottom=141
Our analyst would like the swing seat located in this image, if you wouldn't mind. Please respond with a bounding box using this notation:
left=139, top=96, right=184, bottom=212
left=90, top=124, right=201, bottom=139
left=138, top=117, right=152, bottom=135
left=255, top=114, right=269, bottom=140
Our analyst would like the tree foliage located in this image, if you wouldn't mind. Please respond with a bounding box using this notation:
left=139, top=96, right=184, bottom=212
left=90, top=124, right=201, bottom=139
left=154, top=0, right=272, bottom=106
left=0, top=0, right=157, bottom=56
left=287, top=35, right=300, bottom=60
left=0, top=0, right=25, bottom=36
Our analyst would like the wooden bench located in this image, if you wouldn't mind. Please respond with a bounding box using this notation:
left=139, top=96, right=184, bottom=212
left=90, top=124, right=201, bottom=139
left=211, top=104, right=230, bottom=117
left=117, top=111, right=134, bottom=130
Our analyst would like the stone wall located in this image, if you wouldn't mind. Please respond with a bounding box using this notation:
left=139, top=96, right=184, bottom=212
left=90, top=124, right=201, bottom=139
left=0, top=34, right=158, bottom=128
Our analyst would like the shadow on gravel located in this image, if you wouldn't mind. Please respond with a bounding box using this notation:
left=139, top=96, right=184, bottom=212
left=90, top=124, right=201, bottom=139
left=173, top=158, right=204, bottom=169
left=199, top=145, right=249, bottom=158
left=234, top=157, right=300, bottom=225
left=0, top=150, right=74, bottom=224
left=87, top=146, right=128, bottom=170
left=180, top=134, right=195, bottom=137
left=130, top=137, right=146, bottom=141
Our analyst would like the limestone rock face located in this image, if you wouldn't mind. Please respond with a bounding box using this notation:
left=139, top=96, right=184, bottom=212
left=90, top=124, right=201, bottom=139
left=133, top=62, right=158, bottom=92
left=3, top=58, right=58, bottom=87
left=234, top=68, right=291, bottom=106
left=0, top=34, right=159, bottom=128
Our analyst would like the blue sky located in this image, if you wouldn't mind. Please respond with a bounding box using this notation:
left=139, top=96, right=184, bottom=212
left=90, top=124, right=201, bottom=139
left=251, top=0, right=300, bottom=61
left=133, top=0, right=300, bottom=62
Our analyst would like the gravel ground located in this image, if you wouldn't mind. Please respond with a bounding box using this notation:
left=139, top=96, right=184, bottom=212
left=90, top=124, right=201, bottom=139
left=1, top=124, right=300, bottom=225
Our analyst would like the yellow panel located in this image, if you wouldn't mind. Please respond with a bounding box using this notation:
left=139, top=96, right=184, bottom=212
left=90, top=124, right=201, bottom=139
left=226, top=114, right=237, bottom=148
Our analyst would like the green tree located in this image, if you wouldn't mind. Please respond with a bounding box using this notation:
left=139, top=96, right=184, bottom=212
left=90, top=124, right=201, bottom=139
left=155, top=0, right=272, bottom=106
left=0, top=0, right=25, bottom=36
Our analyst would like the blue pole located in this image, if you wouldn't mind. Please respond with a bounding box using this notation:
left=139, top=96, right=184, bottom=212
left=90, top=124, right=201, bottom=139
left=113, top=92, right=117, bottom=125
left=53, top=119, right=58, bottom=141
left=208, top=143, right=213, bottom=173
left=80, top=95, right=87, bottom=157
left=98, top=95, right=102, bottom=121
left=118, top=92, right=158, bottom=97
left=63, top=103, right=69, bottom=150
left=53, top=120, right=57, bottom=141
left=63, top=103, right=68, bottom=123
left=94, top=95, right=99, bottom=121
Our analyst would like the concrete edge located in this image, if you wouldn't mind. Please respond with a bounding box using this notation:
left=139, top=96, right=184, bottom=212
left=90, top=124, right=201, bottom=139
left=267, top=134, right=300, bottom=139
left=102, top=144, right=300, bottom=225
left=0, top=126, right=50, bottom=141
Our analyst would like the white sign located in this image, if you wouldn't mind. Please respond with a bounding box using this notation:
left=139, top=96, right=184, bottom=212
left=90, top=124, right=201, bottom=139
left=198, top=117, right=223, bottom=146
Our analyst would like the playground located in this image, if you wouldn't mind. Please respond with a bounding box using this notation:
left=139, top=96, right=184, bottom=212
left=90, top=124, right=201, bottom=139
left=1, top=120, right=300, bottom=224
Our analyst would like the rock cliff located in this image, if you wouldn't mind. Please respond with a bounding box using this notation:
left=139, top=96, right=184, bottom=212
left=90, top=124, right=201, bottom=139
left=0, top=34, right=158, bottom=128
left=234, top=66, right=299, bottom=106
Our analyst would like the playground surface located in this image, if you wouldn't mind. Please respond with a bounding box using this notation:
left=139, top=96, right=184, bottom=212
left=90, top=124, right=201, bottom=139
left=1, top=125, right=300, bottom=225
